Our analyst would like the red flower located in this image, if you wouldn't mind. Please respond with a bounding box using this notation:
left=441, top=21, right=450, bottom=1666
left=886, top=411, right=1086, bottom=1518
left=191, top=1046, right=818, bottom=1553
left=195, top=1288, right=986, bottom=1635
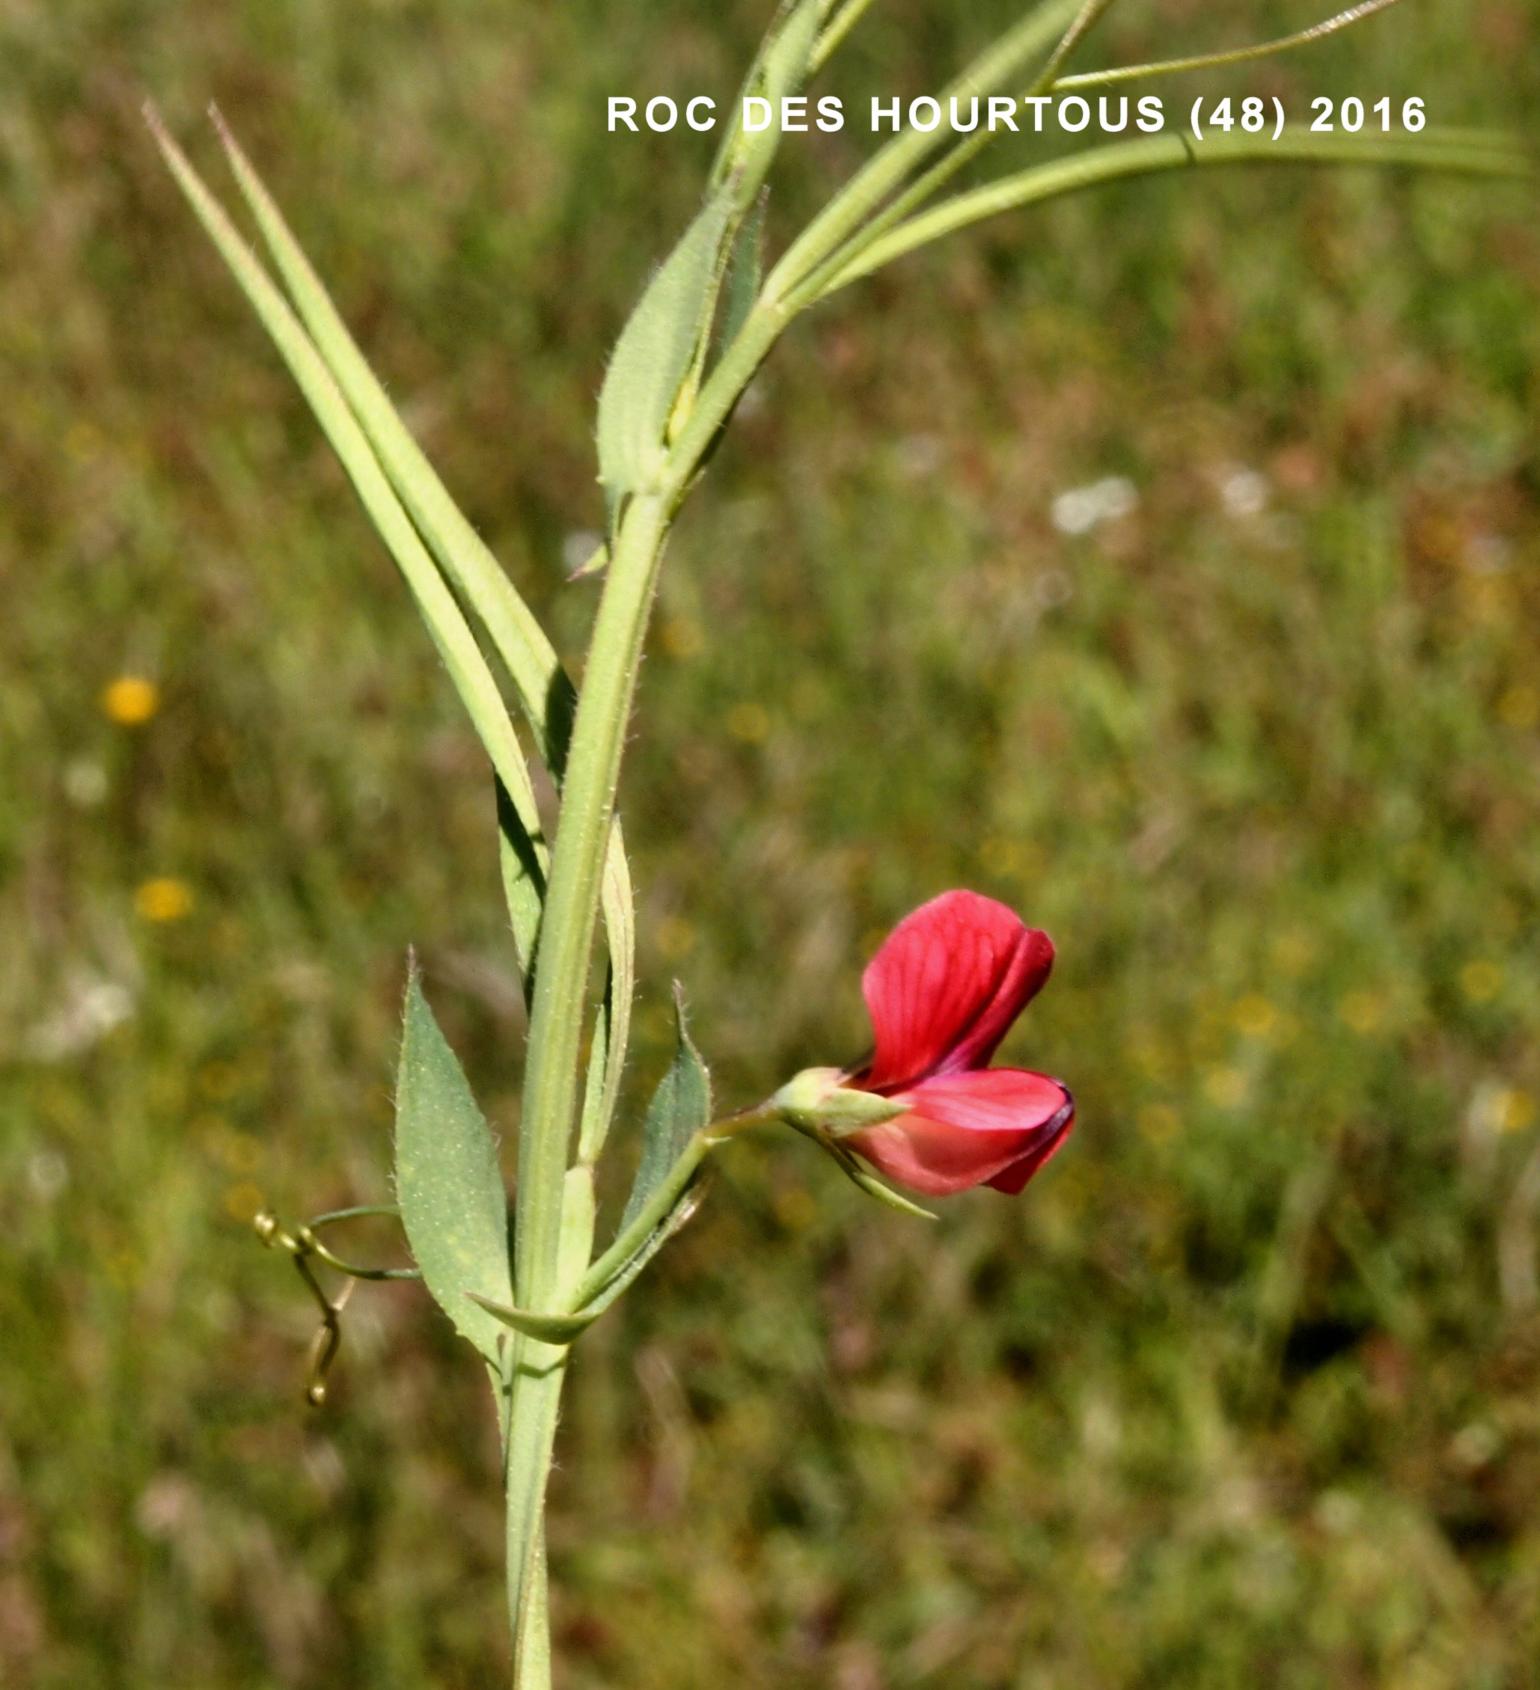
left=839, top=890, right=1074, bottom=1196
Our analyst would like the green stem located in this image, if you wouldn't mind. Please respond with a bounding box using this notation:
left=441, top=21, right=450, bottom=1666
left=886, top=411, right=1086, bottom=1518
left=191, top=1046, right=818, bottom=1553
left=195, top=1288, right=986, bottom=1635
left=502, top=488, right=674, bottom=1683
left=500, top=293, right=791, bottom=1676
left=514, top=492, right=669, bottom=1306
left=505, top=1169, right=593, bottom=1686
left=505, top=1338, right=565, bottom=1689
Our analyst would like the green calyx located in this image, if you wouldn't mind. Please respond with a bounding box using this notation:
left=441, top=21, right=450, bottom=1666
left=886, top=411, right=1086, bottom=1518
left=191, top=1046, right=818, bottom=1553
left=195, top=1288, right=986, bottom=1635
left=770, top=1067, right=909, bottom=1138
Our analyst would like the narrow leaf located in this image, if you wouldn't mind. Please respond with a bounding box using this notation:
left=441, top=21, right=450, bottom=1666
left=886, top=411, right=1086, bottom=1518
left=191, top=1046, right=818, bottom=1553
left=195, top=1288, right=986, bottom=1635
left=810, top=0, right=880, bottom=75
left=1054, top=0, right=1408, bottom=93
left=577, top=840, right=637, bottom=1162
left=820, top=128, right=1535, bottom=296
left=728, top=0, right=820, bottom=211
left=620, top=984, right=711, bottom=1233
left=395, top=963, right=514, bottom=1360
left=211, top=110, right=635, bottom=1058
left=496, top=782, right=546, bottom=980
left=144, top=107, right=549, bottom=970
left=596, top=193, right=732, bottom=519
left=719, top=195, right=766, bottom=356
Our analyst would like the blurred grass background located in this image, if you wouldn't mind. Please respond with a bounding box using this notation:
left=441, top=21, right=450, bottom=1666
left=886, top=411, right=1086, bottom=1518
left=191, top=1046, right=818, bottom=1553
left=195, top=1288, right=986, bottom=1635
left=3, top=1, right=1539, bottom=1685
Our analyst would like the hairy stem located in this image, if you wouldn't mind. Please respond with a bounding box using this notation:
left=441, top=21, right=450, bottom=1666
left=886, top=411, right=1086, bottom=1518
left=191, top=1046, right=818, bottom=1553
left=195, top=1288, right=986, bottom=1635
left=505, top=1170, right=594, bottom=1686
left=499, top=291, right=790, bottom=1677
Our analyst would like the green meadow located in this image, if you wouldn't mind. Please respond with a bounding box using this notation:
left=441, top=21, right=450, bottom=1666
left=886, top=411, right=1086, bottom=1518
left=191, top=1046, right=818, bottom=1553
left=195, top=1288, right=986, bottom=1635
left=2, top=2, right=1538, bottom=1685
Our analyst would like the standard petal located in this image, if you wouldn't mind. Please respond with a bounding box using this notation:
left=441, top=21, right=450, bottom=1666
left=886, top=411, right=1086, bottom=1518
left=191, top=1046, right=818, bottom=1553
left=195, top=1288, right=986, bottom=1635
left=844, top=1068, right=1073, bottom=1197
left=860, top=890, right=1054, bottom=1089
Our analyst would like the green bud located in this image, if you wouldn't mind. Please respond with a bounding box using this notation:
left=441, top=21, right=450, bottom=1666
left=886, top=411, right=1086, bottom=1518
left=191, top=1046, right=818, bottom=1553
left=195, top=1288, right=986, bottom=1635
left=770, top=1067, right=909, bottom=1138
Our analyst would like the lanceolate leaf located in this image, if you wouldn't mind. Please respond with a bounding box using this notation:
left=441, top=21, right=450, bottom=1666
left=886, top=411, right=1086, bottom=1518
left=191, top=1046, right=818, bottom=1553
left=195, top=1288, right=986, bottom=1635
left=209, top=109, right=636, bottom=1133
left=719, top=195, right=766, bottom=357
left=577, top=838, right=637, bottom=1164
left=620, top=984, right=711, bottom=1233
left=395, top=963, right=514, bottom=1361
left=144, top=107, right=549, bottom=973
left=709, top=0, right=820, bottom=207
left=818, top=128, right=1536, bottom=297
left=596, top=192, right=732, bottom=521
left=732, top=0, right=819, bottom=210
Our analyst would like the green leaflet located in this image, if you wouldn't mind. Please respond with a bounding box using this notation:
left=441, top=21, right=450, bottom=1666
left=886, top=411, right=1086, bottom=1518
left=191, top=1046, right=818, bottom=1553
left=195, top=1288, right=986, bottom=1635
left=145, top=107, right=548, bottom=971
left=207, top=114, right=636, bottom=1146
left=719, top=195, right=766, bottom=358
left=816, top=128, right=1536, bottom=298
left=395, top=964, right=515, bottom=1362
left=596, top=192, right=732, bottom=522
left=210, top=110, right=564, bottom=777
left=620, top=984, right=711, bottom=1234
left=731, top=0, right=820, bottom=211
left=708, top=0, right=820, bottom=209
left=577, top=837, right=637, bottom=1165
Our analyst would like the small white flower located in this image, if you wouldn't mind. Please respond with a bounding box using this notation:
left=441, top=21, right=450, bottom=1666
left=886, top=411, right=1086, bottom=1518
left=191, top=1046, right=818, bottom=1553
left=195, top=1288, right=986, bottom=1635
left=26, top=972, right=135, bottom=1061
left=1221, top=467, right=1269, bottom=518
left=63, top=757, right=109, bottom=808
left=28, top=1150, right=70, bottom=1201
left=1051, top=475, right=1137, bottom=537
left=894, top=433, right=944, bottom=478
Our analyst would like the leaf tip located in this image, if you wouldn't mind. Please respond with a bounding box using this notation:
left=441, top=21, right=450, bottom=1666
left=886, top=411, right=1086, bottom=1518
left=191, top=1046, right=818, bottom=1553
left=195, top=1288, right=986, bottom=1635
left=207, top=100, right=236, bottom=149
left=141, top=98, right=173, bottom=153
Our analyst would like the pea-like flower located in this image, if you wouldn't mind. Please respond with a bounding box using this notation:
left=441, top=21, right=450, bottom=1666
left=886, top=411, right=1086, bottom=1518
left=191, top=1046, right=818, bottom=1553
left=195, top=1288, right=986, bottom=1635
left=777, top=891, right=1073, bottom=1197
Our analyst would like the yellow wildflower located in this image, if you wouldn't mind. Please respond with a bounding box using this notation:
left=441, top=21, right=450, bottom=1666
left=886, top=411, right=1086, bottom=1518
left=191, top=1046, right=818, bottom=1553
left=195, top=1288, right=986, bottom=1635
left=135, top=877, right=194, bottom=923
left=659, top=615, right=704, bottom=660
left=102, top=675, right=159, bottom=726
left=1204, top=1067, right=1248, bottom=1109
left=223, top=1182, right=265, bottom=1223
left=1497, top=685, right=1538, bottom=732
left=1497, top=1089, right=1536, bottom=1134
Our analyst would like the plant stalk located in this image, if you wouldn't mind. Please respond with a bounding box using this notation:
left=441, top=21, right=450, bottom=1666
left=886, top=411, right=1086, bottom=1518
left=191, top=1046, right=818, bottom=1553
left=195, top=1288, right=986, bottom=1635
left=500, top=288, right=792, bottom=1678
left=505, top=1168, right=595, bottom=1687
